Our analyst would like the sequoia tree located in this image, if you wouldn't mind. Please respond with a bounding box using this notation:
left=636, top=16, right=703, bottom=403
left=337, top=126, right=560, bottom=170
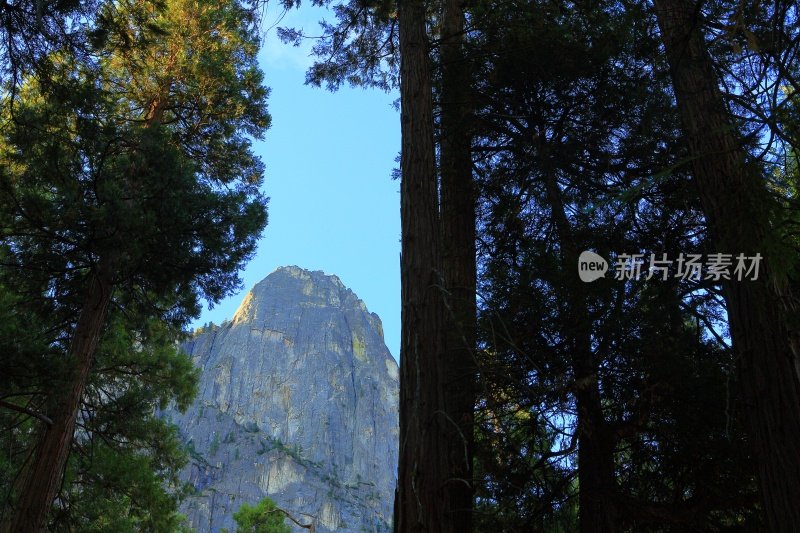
left=439, top=0, right=477, bottom=528
left=652, top=0, right=800, bottom=526
left=275, top=0, right=478, bottom=528
left=395, top=0, right=450, bottom=529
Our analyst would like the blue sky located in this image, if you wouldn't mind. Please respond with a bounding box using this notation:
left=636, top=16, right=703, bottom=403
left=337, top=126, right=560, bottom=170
left=191, top=6, right=402, bottom=360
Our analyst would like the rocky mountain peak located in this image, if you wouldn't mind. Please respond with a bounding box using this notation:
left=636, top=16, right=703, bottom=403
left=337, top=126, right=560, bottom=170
left=231, top=266, right=383, bottom=341
left=167, top=267, right=398, bottom=532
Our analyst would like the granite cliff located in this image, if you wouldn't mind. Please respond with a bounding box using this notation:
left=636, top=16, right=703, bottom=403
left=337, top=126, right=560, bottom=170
left=165, top=266, right=399, bottom=532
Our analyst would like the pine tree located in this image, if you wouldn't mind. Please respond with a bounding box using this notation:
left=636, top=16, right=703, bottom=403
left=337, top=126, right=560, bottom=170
left=232, top=497, right=292, bottom=533
left=0, top=0, right=269, bottom=529
left=469, top=0, right=760, bottom=529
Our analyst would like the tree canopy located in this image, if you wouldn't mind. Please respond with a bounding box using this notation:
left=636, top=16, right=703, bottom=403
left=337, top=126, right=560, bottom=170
left=277, top=0, right=800, bottom=529
left=0, top=0, right=269, bottom=528
left=231, top=497, right=292, bottom=533
left=2, top=0, right=800, bottom=530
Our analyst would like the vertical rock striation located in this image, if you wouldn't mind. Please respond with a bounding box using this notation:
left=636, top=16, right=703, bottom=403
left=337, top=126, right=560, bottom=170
left=166, top=266, right=399, bottom=532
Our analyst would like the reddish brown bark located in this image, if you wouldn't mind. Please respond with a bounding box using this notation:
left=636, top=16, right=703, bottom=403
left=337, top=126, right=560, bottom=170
left=6, top=260, right=114, bottom=532
left=395, top=0, right=449, bottom=531
left=439, top=0, right=477, bottom=529
left=653, top=0, right=800, bottom=527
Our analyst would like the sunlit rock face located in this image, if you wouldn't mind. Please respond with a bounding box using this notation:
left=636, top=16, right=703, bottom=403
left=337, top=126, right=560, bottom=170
left=166, top=266, right=399, bottom=532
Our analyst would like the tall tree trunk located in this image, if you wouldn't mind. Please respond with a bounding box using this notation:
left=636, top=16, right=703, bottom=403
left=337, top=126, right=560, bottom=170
left=653, top=0, right=800, bottom=527
left=395, top=0, right=449, bottom=530
left=6, top=259, right=114, bottom=532
left=439, top=0, right=476, bottom=529
left=544, top=175, right=617, bottom=533
left=5, top=92, right=166, bottom=532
